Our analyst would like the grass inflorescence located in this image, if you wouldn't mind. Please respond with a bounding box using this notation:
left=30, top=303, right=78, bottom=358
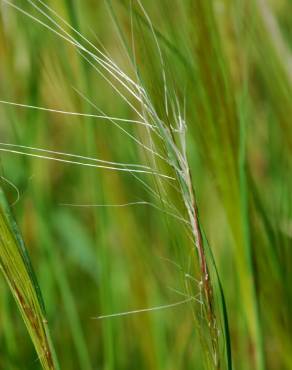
left=0, top=0, right=291, bottom=369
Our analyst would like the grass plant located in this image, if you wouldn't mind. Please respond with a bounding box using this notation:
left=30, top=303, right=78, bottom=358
left=0, top=1, right=291, bottom=369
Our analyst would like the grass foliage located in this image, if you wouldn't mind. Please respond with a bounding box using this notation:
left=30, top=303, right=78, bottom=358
left=0, top=0, right=291, bottom=369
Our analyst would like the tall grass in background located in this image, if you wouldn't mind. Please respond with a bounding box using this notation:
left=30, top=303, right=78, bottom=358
left=0, top=0, right=291, bottom=369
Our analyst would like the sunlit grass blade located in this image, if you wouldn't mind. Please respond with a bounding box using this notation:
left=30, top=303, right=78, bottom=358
left=0, top=186, right=57, bottom=370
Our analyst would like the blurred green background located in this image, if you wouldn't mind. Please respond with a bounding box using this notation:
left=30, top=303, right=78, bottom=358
left=0, top=0, right=291, bottom=369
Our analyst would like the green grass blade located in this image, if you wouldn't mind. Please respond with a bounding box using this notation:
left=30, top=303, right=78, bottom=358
left=203, top=231, right=233, bottom=370
left=0, top=186, right=57, bottom=370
